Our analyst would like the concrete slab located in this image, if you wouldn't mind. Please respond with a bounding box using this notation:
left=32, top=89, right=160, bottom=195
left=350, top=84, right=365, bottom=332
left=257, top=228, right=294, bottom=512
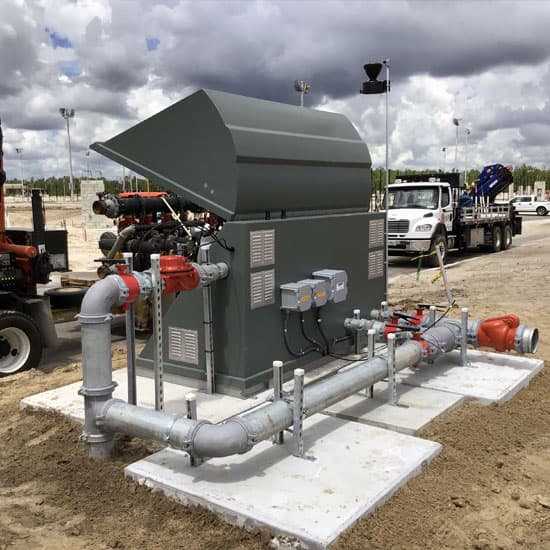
left=323, top=382, right=464, bottom=435
left=126, top=414, right=441, bottom=549
left=397, top=349, right=544, bottom=405
left=20, top=369, right=268, bottom=424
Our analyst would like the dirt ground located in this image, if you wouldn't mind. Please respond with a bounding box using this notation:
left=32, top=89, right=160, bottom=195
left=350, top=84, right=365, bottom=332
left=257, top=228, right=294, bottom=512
left=1, top=201, right=550, bottom=549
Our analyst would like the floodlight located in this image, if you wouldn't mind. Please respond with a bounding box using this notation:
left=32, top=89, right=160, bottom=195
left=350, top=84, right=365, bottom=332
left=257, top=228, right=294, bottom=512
left=294, top=80, right=311, bottom=94
left=364, top=63, right=383, bottom=81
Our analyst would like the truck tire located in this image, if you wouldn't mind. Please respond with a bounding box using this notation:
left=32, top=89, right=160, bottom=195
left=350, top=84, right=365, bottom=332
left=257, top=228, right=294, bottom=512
left=491, top=226, right=502, bottom=253
left=536, top=206, right=548, bottom=216
left=45, top=286, right=88, bottom=309
left=0, top=311, right=43, bottom=376
left=427, top=234, right=447, bottom=267
left=502, top=224, right=512, bottom=250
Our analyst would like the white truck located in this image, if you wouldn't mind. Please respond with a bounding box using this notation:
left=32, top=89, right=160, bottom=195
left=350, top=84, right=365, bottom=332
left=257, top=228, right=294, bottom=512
left=386, top=172, right=522, bottom=266
left=510, top=195, right=550, bottom=216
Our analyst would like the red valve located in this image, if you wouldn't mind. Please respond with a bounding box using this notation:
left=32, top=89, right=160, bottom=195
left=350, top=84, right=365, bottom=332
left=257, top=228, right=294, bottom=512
left=159, top=255, right=200, bottom=294
left=477, top=314, right=520, bottom=352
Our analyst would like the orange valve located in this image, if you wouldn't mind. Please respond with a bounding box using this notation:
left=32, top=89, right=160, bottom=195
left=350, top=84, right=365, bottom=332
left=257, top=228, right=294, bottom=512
left=477, top=314, right=520, bottom=352
left=159, top=255, right=200, bottom=294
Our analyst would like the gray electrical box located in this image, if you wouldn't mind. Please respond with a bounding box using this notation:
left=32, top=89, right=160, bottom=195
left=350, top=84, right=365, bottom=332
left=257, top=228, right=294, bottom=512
left=280, top=282, right=313, bottom=312
left=298, top=279, right=330, bottom=308
left=312, top=269, right=348, bottom=303
left=92, top=88, right=386, bottom=396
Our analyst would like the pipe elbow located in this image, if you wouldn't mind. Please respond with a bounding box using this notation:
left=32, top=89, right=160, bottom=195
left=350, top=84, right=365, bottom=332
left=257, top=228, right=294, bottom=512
left=187, top=418, right=251, bottom=458
left=79, top=275, right=126, bottom=323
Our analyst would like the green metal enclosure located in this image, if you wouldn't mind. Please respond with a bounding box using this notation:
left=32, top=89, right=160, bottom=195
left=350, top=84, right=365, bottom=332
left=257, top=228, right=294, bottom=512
left=91, top=89, right=386, bottom=395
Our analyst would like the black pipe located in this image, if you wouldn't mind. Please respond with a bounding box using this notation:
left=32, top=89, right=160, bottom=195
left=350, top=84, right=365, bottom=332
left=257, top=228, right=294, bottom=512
left=93, top=194, right=200, bottom=219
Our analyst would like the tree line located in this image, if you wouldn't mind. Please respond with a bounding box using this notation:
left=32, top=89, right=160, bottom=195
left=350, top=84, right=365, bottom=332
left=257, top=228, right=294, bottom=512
left=3, top=164, right=547, bottom=198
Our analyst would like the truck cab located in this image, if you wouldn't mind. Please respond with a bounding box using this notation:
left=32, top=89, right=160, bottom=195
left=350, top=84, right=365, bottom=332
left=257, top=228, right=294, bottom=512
left=387, top=180, right=453, bottom=264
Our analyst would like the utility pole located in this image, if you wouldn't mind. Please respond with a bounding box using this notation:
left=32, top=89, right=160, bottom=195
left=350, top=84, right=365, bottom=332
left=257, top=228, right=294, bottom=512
left=453, top=117, right=462, bottom=172
left=59, top=108, right=76, bottom=200
left=294, top=80, right=311, bottom=107
left=360, top=58, right=391, bottom=298
left=15, top=148, right=24, bottom=196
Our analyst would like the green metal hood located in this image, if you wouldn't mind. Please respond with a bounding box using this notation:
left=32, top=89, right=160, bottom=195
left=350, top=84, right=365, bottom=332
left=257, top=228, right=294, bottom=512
left=91, top=89, right=372, bottom=220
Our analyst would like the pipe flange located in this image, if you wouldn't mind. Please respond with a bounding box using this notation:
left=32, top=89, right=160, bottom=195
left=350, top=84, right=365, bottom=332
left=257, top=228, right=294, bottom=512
left=178, top=420, right=211, bottom=455
left=77, top=312, right=114, bottom=324
left=79, top=431, right=111, bottom=444
left=226, top=417, right=255, bottom=450
left=78, top=382, right=118, bottom=397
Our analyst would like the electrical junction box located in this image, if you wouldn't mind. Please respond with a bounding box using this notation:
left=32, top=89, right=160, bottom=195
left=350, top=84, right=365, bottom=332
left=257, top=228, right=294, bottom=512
left=280, top=282, right=313, bottom=312
left=298, top=279, right=330, bottom=308
left=312, top=269, right=348, bottom=303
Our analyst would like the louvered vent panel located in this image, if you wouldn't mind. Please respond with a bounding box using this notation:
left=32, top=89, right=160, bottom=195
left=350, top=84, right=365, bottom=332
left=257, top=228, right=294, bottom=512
left=250, top=269, right=276, bottom=309
left=168, top=327, right=199, bottom=365
left=368, top=250, right=384, bottom=279
left=369, top=219, right=385, bottom=248
left=250, top=229, right=275, bottom=268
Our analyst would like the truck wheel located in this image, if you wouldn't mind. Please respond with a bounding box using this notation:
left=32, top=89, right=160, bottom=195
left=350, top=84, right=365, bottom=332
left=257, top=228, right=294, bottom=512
left=491, top=226, right=502, bottom=252
left=45, top=286, right=88, bottom=309
left=536, top=206, right=548, bottom=216
left=502, top=225, right=512, bottom=250
left=427, top=234, right=447, bottom=267
left=0, top=311, right=43, bottom=376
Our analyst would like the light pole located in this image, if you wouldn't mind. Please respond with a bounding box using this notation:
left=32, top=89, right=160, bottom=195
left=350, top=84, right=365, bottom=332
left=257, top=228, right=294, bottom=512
left=85, top=151, right=91, bottom=178
left=464, top=128, right=471, bottom=185
left=294, top=80, right=311, bottom=107
left=452, top=117, right=462, bottom=172
left=15, top=147, right=24, bottom=196
left=59, top=108, right=75, bottom=201
left=360, top=58, right=391, bottom=297
left=442, top=147, right=447, bottom=167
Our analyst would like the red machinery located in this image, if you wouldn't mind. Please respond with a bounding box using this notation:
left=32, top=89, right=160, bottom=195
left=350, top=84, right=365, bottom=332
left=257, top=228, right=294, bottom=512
left=0, top=118, right=62, bottom=376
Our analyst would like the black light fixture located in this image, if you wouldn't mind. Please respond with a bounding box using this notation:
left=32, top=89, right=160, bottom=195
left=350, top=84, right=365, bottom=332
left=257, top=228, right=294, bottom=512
left=360, top=63, right=388, bottom=95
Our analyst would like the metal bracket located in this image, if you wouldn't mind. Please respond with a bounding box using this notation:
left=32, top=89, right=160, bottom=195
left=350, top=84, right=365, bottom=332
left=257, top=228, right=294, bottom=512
left=272, top=361, right=284, bottom=445
left=387, top=333, right=398, bottom=405
left=186, top=393, right=201, bottom=467
left=123, top=252, right=137, bottom=405
left=151, top=254, right=164, bottom=411
left=460, top=307, right=470, bottom=366
left=366, top=328, right=376, bottom=398
left=292, top=369, right=305, bottom=457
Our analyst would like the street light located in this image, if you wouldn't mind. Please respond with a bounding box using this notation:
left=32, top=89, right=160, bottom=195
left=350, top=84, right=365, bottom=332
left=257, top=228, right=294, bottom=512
left=85, top=151, right=91, bottom=178
left=442, top=147, right=447, bottom=166
left=59, top=108, right=75, bottom=201
left=15, top=147, right=24, bottom=196
left=464, top=128, right=471, bottom=185
left=452, top=116, right=462, bottom=171
left=294, top=80, right=311, bottom=107
left=360, top=58, right=391, bottom=298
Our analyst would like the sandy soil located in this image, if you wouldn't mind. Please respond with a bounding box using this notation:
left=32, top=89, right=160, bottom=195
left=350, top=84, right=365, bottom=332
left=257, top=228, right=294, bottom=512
left=1, top=201, right=550, bottom=549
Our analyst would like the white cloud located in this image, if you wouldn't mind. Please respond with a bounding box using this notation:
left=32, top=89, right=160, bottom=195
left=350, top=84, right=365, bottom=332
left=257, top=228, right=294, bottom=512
left=1, top=0, right=549, bottom=181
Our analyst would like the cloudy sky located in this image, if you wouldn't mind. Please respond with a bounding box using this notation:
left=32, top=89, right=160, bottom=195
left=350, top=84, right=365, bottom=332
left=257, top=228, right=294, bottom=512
left=1, top=0, right=549, bottom=182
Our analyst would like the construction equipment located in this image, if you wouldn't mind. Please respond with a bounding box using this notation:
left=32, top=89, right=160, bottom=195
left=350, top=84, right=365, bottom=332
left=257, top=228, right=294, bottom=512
left=0, top=118, right=73, bottom=375
left=387, top=166, right=521, bottom=266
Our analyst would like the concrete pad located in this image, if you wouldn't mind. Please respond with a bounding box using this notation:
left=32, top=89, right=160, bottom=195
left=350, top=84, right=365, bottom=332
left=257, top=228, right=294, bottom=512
left=126, top=414, right=441, bottom=549
left=323, top=382, right=464, bottom=435
left=20, top=369, right=267, bottom=424
left=397, top=349, right=544, bottom=405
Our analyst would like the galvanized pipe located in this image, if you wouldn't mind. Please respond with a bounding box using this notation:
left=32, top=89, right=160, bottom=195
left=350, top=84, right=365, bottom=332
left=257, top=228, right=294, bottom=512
left=100, top=340, right=425, bottom=459
left=79, top=262, right=229, bottom=458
